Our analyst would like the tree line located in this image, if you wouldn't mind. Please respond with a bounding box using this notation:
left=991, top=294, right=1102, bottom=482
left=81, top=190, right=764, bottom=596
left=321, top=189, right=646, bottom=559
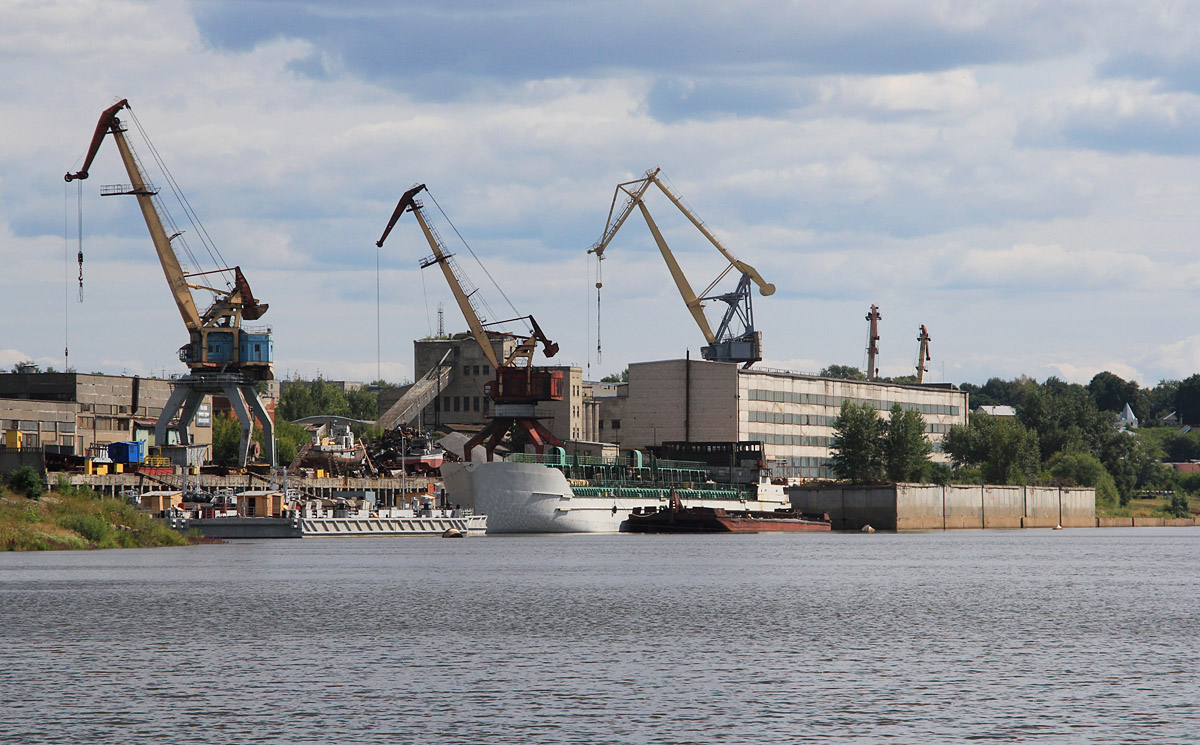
left=830, top=371, right=1199, bottom=516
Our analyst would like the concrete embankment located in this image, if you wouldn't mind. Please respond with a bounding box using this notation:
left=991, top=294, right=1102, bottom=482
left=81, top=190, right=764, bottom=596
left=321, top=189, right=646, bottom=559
left=789, top=483, right=1098, bottom=531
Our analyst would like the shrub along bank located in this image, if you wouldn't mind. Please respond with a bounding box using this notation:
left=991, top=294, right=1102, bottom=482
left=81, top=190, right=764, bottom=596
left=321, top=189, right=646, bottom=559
left=0, top=471, right=187, bottom=551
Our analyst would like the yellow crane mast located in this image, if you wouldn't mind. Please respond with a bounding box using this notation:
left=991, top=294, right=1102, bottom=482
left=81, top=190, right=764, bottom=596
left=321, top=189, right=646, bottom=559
left=588, top=167, right=775, bottom=367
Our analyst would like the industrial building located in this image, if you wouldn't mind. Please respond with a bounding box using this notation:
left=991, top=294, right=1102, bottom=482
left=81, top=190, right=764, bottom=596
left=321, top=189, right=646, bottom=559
left=0, top=368, right=219, bottom=458
left=590, top=359, right=968, bottom=480
left=387, top=334, right=587, bottom=442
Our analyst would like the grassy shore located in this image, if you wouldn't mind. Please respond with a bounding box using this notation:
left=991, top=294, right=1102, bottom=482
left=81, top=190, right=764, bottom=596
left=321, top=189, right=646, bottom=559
left=0, top=481, right=188, bottom=551
left=1096, top=493, right=1199, bottom=520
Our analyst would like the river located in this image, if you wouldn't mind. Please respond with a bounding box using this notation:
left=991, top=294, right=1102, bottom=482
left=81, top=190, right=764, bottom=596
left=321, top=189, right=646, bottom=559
left=1, top=528, right=1197, bottom=744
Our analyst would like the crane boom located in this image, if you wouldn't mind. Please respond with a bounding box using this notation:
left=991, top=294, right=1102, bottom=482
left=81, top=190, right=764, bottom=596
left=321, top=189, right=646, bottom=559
left=66, top=99, right=202, bottom=331
left=377, top=184, right=501, bottom=369
left=376, top=183, right=564, bottom=460
left=588, top=167, right=775, bottom=366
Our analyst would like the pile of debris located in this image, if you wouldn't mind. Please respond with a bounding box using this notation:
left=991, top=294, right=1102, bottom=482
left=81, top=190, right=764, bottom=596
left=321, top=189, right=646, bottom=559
left=366, top=426, right=453, bottom=477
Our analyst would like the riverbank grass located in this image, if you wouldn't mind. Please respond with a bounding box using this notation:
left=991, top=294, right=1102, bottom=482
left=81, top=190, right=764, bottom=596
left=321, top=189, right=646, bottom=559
left=1, top=480, right=187, bottom=551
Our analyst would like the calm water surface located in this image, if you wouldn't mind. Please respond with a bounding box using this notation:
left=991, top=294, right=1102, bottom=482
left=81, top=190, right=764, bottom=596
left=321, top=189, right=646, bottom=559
left=1, top=529, right=1197, bottom=744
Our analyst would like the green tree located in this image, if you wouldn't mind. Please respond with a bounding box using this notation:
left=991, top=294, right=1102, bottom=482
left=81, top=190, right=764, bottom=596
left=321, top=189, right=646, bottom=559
left=1175, top=374, right=1200, bottom=426
left=600, top=368, right=629, bottom=383
left=943, top=413, right=1041, bottom=485
left=830, top=401, right=885, bottom=483
left=273, top=419, right=310, bottom=465
left=883, top=403, right=932, bottom=482
left=1088, top=371, right=1141, bottom=417
left=820, top=364, right=866, bottom=381
left=4, top=465, right=44, bottom=499
left=1048, top=451, right=1120, bottom=508
left=1018, top=378, right=1114, bottom=462
left=211, top=412, right=242, bottom=466
left=1167, top=492, right=1191, bottom=518
left=1140, top=379, right=1179, bottom=424
left=345, top=388, right=379, bottom=420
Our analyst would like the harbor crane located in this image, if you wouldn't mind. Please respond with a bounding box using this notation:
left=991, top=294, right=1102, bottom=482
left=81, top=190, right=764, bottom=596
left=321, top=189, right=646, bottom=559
left=65, top=99, right=275, bottom=467
left=376, top=184, right=564, bottom=462
left=915, top=325, right=931, bottom=384
left=588, top=167, right=776, bottom=367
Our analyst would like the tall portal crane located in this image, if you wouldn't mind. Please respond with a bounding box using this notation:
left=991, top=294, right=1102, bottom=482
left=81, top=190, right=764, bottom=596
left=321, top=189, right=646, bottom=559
left=376, top=184, right=564, bottom=461
left=66, top=99, right=274, bottom=467
left=915, top=325, right=931, bottom=384
left=588, top=167, right=775, bottom=367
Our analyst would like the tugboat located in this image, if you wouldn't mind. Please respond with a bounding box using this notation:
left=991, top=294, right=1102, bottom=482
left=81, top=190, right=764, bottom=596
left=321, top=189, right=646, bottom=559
left=622, top=490, right=831, bottom=534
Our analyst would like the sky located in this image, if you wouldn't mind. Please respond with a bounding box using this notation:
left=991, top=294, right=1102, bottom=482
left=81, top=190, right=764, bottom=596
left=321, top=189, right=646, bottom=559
left=4, top=0, right=1200, bottom=389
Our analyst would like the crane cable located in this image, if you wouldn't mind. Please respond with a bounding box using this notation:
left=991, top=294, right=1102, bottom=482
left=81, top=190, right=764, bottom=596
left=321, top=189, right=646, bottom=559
left=426, top=190, right=531, bottom=337
left=127, top=107, right=233, bottom=289
left=595, top=255, right=603, bottom=363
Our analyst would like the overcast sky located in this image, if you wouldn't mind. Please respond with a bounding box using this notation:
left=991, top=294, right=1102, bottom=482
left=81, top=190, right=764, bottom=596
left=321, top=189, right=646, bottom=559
left=4, top=0, right=1200, bottom=388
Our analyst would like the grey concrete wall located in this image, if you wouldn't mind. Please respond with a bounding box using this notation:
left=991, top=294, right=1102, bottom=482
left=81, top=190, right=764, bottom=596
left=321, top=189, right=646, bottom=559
left=944, top=485, right=984, bottom=529
left=1060, top=487, right=1096, bottom=528
left=1024, top=486, right=1061, bottom=528
left=982, top=485, right=1024, bottom=529
left=896, top=483, right=943, bottom=530
left=789, top=483, right=1096, bottom=531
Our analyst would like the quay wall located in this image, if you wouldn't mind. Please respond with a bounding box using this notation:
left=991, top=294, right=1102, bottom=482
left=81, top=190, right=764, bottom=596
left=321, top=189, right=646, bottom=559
left=944, top=485, right=983, bottom=529
left=895, top=484, right=943, bottom=531
left=982, top=485, right=1024, bottom=529
left=1024, top=486, right=1061, bottom=528
left=1060, top=488, right=1096, bottom=528
left=789, top=483, right=1097, bottom=531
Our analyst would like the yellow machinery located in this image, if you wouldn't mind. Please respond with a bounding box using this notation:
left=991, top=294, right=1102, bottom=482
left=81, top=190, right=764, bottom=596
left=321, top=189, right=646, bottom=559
left=588, top=167, right=775, bottom=367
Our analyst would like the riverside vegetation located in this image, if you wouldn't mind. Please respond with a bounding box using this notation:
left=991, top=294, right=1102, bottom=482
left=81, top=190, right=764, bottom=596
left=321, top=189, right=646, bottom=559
left=829, top=371, right=1200, bottom=520
left=1, top=467, right=187, bottom=551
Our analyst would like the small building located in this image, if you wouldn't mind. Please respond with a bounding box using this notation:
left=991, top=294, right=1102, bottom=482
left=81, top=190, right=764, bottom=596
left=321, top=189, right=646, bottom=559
left=976, top=405, right=1017, bottom=417
left=237, top=489, right=285, bottom=517
left=1118, top=403, right=1139, bottom=430
left=139, top=490, right=183, bottom=515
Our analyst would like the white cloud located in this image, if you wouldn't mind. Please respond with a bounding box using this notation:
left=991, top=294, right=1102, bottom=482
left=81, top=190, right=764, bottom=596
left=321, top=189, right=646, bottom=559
left=4, top=0, right=1200, bottom=394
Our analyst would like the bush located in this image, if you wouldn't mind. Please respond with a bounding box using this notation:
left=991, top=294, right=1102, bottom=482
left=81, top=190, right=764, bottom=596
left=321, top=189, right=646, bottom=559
left=1167, top=493, right=1191, bottom=518
left=4, top=465, right=44, bottom=500
left=57, top=513, right=112, bottom=544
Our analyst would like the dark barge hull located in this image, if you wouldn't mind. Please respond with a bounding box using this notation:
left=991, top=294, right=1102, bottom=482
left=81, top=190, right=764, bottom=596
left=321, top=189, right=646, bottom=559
left=623, top=506, right=831, bottom=533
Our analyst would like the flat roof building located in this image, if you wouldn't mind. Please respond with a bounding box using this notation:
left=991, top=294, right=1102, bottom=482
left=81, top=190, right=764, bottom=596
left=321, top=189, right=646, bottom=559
left=593, top=359, right=968, bottom=480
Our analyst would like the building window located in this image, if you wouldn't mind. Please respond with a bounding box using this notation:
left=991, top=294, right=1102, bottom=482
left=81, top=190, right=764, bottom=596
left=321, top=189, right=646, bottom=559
left=454, top=397, right=461, bottom=412
left=442, top=397, right=450, bottom=411
left=611, top=419, right=621, bottom=430
left=482, top=365, right=490, bottom=376
left=463, top=366, right=471, bottom=376
left=474, top=397, right=481, bottom=412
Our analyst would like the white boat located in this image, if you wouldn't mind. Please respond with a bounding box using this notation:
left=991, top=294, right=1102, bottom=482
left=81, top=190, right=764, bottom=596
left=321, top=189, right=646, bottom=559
left=296, top=499, right=485, bottom=537
left=441, top=452, right=788, bottom=534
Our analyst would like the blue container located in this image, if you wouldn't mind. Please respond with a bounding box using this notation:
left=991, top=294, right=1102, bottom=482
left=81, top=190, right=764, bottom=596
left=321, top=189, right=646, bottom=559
left=240, top=332, right=273, bottom=363
left=107, top=440, right=145, bottom=464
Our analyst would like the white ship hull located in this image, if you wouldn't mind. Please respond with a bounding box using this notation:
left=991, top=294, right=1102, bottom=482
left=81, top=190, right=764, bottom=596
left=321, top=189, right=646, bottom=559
left=442, top=460, right=788, bottom=534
